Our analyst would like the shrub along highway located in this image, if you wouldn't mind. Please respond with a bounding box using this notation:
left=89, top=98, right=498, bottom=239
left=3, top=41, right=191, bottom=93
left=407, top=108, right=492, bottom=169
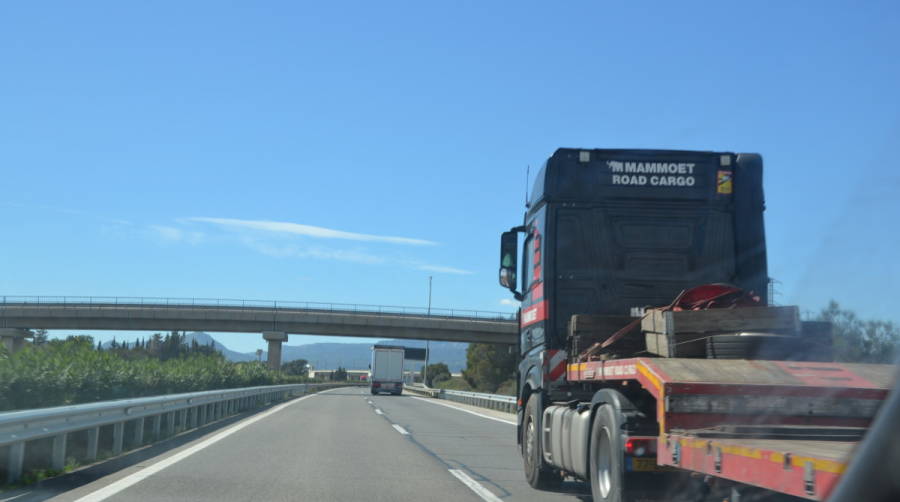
left=3, top=387, right=589, bottom=502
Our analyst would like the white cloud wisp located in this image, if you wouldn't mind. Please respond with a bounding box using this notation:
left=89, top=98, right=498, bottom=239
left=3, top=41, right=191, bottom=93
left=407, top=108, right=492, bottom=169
left=149, top=225, right=205, bottom=245
left=415, top=264, right=474, bottom=275
left=187, top=217, right=436, bottom=246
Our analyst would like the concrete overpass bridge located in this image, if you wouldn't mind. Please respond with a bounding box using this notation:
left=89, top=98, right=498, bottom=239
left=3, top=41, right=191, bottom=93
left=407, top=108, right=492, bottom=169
left=0, top=296, right=518, bottom=368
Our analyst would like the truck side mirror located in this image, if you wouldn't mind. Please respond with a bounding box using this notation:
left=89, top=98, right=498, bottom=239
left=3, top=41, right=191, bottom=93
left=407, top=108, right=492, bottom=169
left=499, top=231, right=520, bottom=296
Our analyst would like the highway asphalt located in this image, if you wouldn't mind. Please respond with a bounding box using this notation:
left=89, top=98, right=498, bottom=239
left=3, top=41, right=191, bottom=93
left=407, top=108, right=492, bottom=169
left=8, top=387, right=590, bottom=502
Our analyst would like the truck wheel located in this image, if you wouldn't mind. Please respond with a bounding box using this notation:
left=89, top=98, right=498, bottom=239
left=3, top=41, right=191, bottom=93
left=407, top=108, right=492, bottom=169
left=590, top=404, right=626, bottom=502
left=523, top=394, right=563, bottom=490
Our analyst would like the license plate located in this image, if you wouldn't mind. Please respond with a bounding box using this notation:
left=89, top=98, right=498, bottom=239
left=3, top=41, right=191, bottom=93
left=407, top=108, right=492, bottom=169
left=629, top=458, right=660, bottom=472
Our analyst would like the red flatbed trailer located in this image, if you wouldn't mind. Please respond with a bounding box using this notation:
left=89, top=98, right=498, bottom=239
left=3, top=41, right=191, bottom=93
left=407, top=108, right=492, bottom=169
left=567, top=358, right=895, bottom=500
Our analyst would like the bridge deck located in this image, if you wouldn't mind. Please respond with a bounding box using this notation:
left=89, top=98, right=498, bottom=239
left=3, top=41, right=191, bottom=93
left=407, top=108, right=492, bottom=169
left=0, top=301, right=518, bottom=344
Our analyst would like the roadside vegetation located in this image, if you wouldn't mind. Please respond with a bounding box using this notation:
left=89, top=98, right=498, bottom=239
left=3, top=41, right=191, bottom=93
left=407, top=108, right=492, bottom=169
left=818, top=301, right=899, bottom=363
left=0, top=332, right=308, bottom=412
left=458, top=343, right=516, bottom=395
left=423, top=363, right=451, bottom=387
left=431, top=376, right=473, bottom=392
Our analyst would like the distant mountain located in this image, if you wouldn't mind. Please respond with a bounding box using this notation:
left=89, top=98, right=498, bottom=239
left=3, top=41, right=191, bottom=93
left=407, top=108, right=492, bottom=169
left=102, top=332, right=469, bottom=372
left=182, top=332, right=258, bottom=362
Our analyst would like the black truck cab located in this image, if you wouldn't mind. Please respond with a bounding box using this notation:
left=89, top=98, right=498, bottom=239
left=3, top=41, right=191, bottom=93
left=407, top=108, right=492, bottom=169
left=499, top=147, right=769, bottom=425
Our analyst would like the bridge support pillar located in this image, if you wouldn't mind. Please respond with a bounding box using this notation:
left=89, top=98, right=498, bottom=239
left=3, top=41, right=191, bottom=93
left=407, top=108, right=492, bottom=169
left=263, top=331, right=288, bottom=370
left=0, top=328, right=31, bottom=353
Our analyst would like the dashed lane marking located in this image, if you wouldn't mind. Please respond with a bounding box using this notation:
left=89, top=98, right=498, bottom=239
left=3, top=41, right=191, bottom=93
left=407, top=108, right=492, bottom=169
left=448, top=469, right=503, bottom=502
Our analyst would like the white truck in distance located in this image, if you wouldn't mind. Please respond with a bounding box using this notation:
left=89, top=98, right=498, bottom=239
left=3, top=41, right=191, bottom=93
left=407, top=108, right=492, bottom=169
left=370, top=345, right=404, bottom=395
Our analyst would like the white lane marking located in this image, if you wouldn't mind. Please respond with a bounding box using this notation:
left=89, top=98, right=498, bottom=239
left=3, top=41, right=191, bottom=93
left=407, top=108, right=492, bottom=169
left=409, top=396, right=516, bottom=425
left=374, top=408, right=383, bottom=415
left=392, top=424, right=409, bottom=435
left=72, top=390, right=332, bottom=502
left=448, top=469, right=503, bottom=502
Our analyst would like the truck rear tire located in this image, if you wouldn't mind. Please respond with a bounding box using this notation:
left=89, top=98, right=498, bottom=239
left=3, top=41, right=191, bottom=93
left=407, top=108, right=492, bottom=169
left=590, top=404, right=626, bottom=502
left=523, top=394, right=563, bottom=490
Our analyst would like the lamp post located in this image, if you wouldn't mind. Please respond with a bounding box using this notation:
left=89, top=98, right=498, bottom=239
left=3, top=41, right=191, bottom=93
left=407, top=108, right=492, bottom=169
left=424, top=276, right=432, bottom=386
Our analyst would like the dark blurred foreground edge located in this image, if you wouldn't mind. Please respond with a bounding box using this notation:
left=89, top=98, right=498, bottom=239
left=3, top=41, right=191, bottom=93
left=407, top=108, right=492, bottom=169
left=828, top=364, right=900, bottom=502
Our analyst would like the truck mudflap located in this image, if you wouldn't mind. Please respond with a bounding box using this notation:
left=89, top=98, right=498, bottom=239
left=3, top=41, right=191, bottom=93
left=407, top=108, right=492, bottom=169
left=657, top=431, right=854, bottom=500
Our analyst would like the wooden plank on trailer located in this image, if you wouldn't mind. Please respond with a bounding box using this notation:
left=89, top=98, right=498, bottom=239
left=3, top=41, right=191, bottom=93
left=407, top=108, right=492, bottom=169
left=648, top=358, right=896, bottom=388
left=642, top=306, right=801, bottom=336
left=644, top=332, right=707, bottom=358
left=651, top=358, right=793, bottom=384
left=569, top=314, right=641, bottom=357
left=569, top=314, right=633, bottom=336
left=839, top=363, right=897, bottom=388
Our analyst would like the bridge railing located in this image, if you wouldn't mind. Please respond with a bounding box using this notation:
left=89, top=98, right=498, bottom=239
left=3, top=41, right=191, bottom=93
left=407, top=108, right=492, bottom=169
left=0, top=296, right=516, bottom=321
left=0, top=383, right=356, bottom=485
left=403, top=384, right=516, bottom=413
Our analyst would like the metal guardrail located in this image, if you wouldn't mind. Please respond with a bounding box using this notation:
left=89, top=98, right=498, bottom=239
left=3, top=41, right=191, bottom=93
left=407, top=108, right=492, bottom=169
left=403, top=383, right=440, bottom=398
left=0, top=383, right=353, bottom=484
left=403, top=384, right=516, bottom=413
left=440, top=389, right=516, bottom=413
left=0, top=296, right=516, bottom=321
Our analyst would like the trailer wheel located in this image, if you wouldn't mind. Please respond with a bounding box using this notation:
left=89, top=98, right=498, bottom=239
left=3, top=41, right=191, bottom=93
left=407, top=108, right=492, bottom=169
left=590, top=404, right=626, bottom=502
left=523, top=394, right=562, bottom=490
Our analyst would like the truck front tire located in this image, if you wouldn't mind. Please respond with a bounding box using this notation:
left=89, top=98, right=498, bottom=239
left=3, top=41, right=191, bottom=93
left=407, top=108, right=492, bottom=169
left=590, top=404, right=626, bottom=502
left=523, top=394, right=562, bottom=490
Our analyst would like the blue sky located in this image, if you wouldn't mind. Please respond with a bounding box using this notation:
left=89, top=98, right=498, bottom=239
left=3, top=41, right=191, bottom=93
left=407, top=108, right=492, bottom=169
left=1, top=1, right=898, bottom=353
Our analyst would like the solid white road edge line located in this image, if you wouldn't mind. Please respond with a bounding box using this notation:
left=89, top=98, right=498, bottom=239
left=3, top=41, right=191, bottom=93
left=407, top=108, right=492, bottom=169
left=72, top=389, right=336, bottom=502
left=408, top=396, right=516, bottom=425
left=448, top=469, right=503, bottom=502
left=392, top=424, right=409, bottom=435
